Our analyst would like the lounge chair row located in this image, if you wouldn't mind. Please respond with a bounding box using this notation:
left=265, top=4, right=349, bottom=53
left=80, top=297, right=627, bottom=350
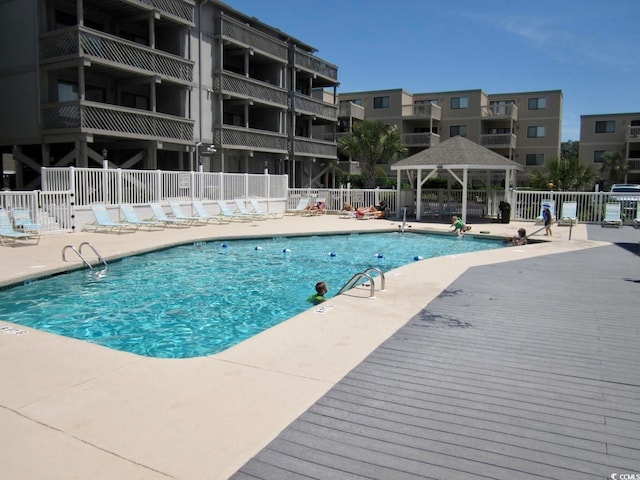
left=83, top=200, right=283, bottom=234
left=546, top=200, right=640, bottom=228
left=286, top=196, right=328, bottom=216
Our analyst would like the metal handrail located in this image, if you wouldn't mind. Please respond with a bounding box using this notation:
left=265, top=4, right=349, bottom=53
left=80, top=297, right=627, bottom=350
left=62, top=245, right=92, bottom=268
left=337, top=272, right=375, bottom=298
left=363, top=267, right=385, bottom=291
left=79, top=242, right=108, bottom=268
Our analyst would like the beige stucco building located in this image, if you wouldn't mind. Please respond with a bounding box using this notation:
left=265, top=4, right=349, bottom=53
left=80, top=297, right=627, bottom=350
left=337, top=88, right=563, bottom=185
left=579, top=113, right=640, bottom=185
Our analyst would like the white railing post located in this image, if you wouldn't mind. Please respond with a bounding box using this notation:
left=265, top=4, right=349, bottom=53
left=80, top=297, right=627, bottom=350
left=156, top=170, right=162, bottom=202
left=116, top=168, right=123, bottom=205
left=244, top=173, right=249, bottom=202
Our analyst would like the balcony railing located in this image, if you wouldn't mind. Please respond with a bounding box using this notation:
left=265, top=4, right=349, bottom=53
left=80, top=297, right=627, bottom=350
left=293, top=137, right=337, bottom=158
left=481, top=104, right=518, bottom=121
left=40, top=26, right=193, bottom=83
left=627, top=158, right=640, bottom=172
left=145, top=0, right=195, bottom=26
left=215, top=126, right=288, bottom=154
left=215, top=71, right=288, bottom=108
left=401, top=103, right=442, bottom=120
left=338, top=102, right=365, bottom=120
left=626, top=126, right=640, bottom=142
left=42, top=101, right=194, bottom=143
left=217, top=15, right=288, bottom=62
left=293, top=94, right=337, bottom=120
left=294, top=47, right=338, bottom=83
left=480, top=133, right=517, bottom=148
left=401, top=133, right=440, bottom=147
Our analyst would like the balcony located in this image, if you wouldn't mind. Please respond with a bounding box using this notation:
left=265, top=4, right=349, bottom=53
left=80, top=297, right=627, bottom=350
left=215, top=126, right=288, bottom=154
left=626, top=126, right=640, bottom=142
left=217, top=16, right=288, bottom=63
left=480, top=133, right=517, bottom=149
left=293, top=94, right=338, bottom=121
left=83, top=0, right=195, bottom=27
left=481, top=104, right=518, bottom=121
left=214, top=71, right=288, bottom=108
left=40, top=26, right=193, bottom=84
left=293, top=137, right=337, bottom=158
left=294, top=47, right=338, bottom=84
left=627, top=158, right=640, bottom=173
left=401, top=133, right=440, bottom=148
left=338, top=102, right=365, bottom=120
left=144, top=0, right=195, bottom=26
left=42, top=101, right=194, bottom=144
left=401, top=103, right=442, bottom=121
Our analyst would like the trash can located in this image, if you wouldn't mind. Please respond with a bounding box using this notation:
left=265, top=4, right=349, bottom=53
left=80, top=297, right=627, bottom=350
left=499, top=201, right=511, bottom=224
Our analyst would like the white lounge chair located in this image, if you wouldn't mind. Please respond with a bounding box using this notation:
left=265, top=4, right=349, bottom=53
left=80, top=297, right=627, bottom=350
left=535, top=199, right=555, bottom=224
left=286, top=197, right=310, bottom=215
left=84, top=204, right=136, bottom=234
left=0, top=209, right=40, bottom=246
left=216, top=200, right=253, bottom=222
left=558, top=201, right=578, bottom=226
left=249, top=199, right=283, bottom=219
left=602, top=202, right=623, bottom=228
left=148, top=203, right=191, bottom=228
left=119, top=204, right=164, bottom=231
left=301, top=197, right=327, bottom=216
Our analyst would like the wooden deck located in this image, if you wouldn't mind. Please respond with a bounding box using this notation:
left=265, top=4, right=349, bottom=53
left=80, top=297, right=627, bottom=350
left=231, top=239, right=640, bottom=479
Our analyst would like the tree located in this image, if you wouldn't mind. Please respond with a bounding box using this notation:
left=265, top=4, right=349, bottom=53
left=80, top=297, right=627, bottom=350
left=599, top=150, right=628, bottom=186
left=528, top=157, right=595, bottom=191
left=337, top=120, right=406, bottom=188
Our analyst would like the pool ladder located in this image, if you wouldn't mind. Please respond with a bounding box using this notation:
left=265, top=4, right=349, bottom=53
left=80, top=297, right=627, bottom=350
left=62, top=242, right=108, bottom=269
left=337, top=267, right=385, bottom=299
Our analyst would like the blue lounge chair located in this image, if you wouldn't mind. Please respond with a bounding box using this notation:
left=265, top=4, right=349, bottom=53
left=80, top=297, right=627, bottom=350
left=285, top=197, right=310, bottom=215
left=11, top=208, right=41, bottom=233
left=119, top=204, right=164, bottom=231
left=192, top=201, right=228, bottom=224
left=216, top=200, right=253, bottom=222
left=148, top=203, right=191, bottom=228
left=168, top=201, right=207, bottom=225
left=0, top=209, right=40, bottom=245
left=234, top=199, right=266, bottom=220
left=249, top=199, right=283, bottom=219
left=602, top=202, right=622, bottom=228
left=85, top=204, right=135, bottom=234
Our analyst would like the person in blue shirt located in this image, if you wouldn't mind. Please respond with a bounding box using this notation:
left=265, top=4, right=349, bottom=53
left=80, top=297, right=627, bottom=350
left=307, top=281, right=328, bottom=304
left=542, top=204, right=553, bottom=236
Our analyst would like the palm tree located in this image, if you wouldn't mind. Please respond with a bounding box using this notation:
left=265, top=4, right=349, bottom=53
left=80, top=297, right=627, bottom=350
left=599, top=151, right=628, bottom=186
left=337, top=120, right=406, bottom=188
left=529, top=157, right=595, bottom=191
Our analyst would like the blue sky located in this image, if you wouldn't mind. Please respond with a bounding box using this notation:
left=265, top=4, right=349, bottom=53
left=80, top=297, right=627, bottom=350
left=225, top=0, right=639, bottom=141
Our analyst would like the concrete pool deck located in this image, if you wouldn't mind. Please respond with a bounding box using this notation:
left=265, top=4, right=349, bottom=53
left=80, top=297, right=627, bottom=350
left=0, top=216, right=638, bottom=479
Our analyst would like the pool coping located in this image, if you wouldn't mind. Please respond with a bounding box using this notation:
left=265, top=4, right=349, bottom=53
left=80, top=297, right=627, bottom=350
left=0, top=216, right=606, bottom=479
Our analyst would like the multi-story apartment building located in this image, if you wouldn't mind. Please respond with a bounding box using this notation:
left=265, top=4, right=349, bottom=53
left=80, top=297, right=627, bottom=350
left=0, top=0, right=339, bottom=189
left=337, top=88, right=562, bottom=185
left=579, top=113, right=640, bottom=185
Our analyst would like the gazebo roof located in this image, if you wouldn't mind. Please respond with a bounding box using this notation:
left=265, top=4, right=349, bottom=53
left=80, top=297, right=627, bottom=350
left=390, top=135, right=523, bottom=171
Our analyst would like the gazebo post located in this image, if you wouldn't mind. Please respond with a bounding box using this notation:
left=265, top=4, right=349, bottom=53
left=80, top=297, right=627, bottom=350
left=395, top=169, right=402, bottom=219
left=416, top=169, right=422, bottom=221
left=462, top=167, right=468, bottom=222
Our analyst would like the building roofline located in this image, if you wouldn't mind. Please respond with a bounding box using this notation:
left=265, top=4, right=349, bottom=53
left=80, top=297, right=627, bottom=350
left=581, top=112, right=640, bottom=118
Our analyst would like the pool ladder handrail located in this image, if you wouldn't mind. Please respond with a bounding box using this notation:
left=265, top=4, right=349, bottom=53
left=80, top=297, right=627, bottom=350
left=336, top=267, right=385, bottom=298
left=62, top=242, right=108, bottom=269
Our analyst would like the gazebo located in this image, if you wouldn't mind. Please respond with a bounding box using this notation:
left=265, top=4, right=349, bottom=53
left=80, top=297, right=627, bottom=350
left=390, top=136, right=524, bottom=221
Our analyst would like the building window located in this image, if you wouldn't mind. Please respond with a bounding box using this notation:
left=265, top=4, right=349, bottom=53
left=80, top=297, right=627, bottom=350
left=343, top=98, right=362, bottom=106
left=593, top=150, right=607, bottom=163
left=451, top=96, right=468, bottom=109
left=58, top=81, right=79, bottom=102
left=373, top=96, right=389, bottom=109
left=528, top=97, right=547, bottom=110
left=527, top=126, right=546, bottom=138
left=595, top=120, right=615, bottom=133
left=121, top=92, right=149, bottom=110
left=450, top=125, right=467, bottom=137
left=525, top=154, right=544, bottom=165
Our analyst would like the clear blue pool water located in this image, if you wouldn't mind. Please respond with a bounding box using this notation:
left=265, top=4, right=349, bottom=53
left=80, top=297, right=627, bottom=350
left=0, top=232, right=503, bottom=358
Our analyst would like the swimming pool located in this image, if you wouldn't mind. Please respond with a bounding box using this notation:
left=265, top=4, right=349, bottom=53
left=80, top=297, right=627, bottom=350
left=0, top=232, right=504, bottom=358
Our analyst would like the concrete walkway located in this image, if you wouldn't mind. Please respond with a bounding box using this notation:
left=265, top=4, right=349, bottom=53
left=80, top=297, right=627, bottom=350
left=0, top=216, right=637, bottom=479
